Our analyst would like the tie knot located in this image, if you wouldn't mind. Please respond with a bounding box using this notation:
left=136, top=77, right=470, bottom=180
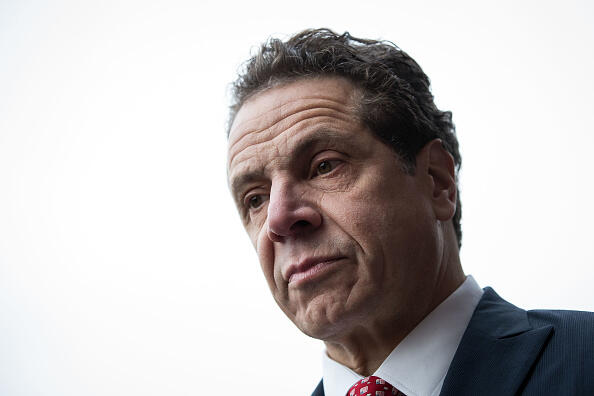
left=346, top=375, right=404, bottom=396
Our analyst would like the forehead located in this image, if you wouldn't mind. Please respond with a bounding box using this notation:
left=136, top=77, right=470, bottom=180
left=227, top=77, right=359, bottom=164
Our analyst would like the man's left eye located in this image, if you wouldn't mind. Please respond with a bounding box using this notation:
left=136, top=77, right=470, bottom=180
left=315, top=160, right=338, bottom=176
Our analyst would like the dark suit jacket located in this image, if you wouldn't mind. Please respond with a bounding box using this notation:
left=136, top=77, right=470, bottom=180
left=312, top=287, right=594, bottom=395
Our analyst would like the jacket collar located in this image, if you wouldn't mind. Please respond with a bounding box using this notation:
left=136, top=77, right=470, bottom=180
left=439, top=287, right=553, bottom=395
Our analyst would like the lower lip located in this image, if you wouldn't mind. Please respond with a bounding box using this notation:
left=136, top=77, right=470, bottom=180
left=288, top=258, right=343, bottom=285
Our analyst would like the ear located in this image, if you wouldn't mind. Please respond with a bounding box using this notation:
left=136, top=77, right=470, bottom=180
left=416, top=139, right=457, bottom=221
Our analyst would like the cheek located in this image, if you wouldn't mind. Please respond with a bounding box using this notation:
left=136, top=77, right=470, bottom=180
left=325, top=199, right=387, bottom=277
left=333, top=187, right=426, bottom=266
left=328, top=193, right=386, bottom=243
left=255, top=227, right=277, bottom=289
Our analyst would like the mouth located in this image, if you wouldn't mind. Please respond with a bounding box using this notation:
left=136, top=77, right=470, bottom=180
left=285, top=256, right=345, bottom=285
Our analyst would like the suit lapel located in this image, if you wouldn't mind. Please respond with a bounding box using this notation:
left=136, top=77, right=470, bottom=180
left=440, top=288, right=553, bottom=396
left=311, top=379, right=325, bottom=396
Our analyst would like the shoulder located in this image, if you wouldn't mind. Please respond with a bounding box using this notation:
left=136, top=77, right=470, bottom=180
left=527, top=308, right=594, bottom=356
left=522, top=308, right=594, bottom=393
left=527, top=307, right=594, bottom=328
left=466, top=289, right=594, bottom=394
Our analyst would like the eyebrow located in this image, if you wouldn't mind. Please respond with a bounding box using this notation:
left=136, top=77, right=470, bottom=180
left=230, top=171, right=264, bottom=199
left=229, top=128, right=354, bottom=197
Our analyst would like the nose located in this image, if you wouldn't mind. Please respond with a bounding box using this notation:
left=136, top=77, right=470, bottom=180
left=266, top=181, right=322, bottom=242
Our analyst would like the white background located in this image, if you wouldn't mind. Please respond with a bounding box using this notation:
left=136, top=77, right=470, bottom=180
left=1, top=1, right=593, bottom=394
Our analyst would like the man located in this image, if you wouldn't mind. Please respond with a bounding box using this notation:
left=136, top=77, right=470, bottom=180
left=226, top=29, right=594, bottom=396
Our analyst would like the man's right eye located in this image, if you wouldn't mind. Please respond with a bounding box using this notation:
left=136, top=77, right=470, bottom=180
left=247, top=194, right=264, bottom=209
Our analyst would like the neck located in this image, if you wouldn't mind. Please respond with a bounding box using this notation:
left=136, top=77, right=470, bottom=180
left=324, top=244, right=465, bottom=376
left=324, top=316, right=416, bottom=376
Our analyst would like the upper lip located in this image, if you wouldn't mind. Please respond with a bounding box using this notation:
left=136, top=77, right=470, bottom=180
left=283, top=255, right=344, bottom=282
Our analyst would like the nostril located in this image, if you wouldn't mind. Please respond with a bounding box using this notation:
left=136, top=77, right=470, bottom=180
left=291, top=220, right=311, bottom=230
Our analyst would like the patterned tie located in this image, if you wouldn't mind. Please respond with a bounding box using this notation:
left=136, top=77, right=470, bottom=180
left=346, top=375, right=405, bottom=396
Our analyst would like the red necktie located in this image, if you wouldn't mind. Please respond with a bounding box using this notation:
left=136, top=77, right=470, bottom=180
left=346, top=375, right=405, bottom=396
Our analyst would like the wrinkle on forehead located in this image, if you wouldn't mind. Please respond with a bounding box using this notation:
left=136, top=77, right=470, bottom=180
left=230, top=97, right=348, bottom=147
left=228, top=103, right=356, bottom=170
left=227, top=77, right=359, bottom=159
left=226, top=77, right=362, bottom=195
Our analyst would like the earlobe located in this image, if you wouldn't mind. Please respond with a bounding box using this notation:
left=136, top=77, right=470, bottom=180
left=418, top=139, right=457, bottom=221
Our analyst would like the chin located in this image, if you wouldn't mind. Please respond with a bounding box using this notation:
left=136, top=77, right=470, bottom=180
left=295, top=316, right=340, bottom=341
left=291, top=297, right=363, bottom=341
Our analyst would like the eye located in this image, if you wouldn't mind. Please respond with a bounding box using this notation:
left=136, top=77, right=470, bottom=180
left=314, top=159, right=340, bottom=176
left=246, top=194, right=265, bottom=209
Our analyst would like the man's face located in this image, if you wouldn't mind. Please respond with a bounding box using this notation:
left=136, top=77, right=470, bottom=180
left=227, top=77, right=443, bottom=340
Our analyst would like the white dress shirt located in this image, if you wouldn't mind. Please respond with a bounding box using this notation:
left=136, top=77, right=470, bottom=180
left=322, top=275, right=483, bottom=396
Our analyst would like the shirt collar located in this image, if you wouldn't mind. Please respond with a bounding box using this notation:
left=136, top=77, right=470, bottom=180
left=322, top=275, right=483, bottom=396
